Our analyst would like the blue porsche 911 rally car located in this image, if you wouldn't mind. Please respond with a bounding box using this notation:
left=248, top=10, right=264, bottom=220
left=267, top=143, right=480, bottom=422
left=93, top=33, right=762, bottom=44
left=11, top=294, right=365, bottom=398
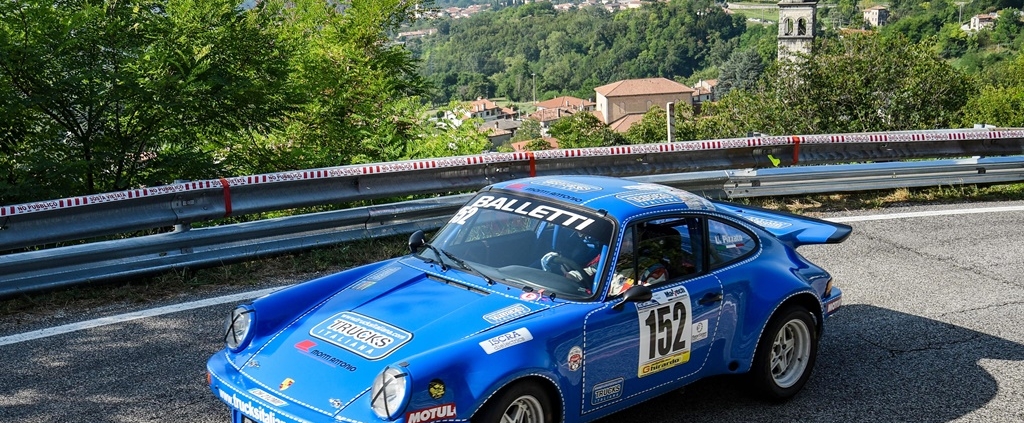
left=207, top=175, right=850, bottom=423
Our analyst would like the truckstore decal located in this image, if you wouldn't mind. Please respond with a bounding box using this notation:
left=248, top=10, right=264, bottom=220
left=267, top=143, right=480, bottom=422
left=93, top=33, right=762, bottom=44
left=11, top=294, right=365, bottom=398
left=309, top=312, right=411, bottom=360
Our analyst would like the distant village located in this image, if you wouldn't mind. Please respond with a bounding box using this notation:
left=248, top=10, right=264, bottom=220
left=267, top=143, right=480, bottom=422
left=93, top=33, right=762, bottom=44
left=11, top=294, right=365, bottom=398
left=445, top=77, right=718, bottom=151
left=401, top=0, right=1022, bottom=151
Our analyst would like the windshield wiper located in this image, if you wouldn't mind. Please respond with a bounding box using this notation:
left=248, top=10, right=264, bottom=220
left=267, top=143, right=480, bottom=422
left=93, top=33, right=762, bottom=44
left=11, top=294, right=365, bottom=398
left=441, top=250, right=495, bottom=285
left=419, top=243, right=449, bottom=271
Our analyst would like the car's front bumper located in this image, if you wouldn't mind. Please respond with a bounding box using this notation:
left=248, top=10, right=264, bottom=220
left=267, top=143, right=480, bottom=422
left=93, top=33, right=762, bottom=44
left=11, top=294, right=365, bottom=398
left=207, top=351, right=382, bottom=423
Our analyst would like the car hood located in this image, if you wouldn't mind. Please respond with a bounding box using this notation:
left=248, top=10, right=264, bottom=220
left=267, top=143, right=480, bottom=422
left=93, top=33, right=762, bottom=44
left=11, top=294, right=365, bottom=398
left=238, top=259, right=551, bottom=415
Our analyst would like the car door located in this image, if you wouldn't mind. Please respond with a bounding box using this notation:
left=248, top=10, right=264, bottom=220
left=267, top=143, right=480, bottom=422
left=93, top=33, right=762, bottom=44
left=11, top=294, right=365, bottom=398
left=580, top=216, right=724, bottom=415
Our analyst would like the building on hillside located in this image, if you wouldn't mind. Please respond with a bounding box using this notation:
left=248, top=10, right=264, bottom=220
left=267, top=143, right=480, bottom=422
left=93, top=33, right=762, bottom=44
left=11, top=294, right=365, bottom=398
left=535, top=96, right=595, bottom=113
left=863, top=5, right=889, bottom=27
left=593, top=78, right=695, bottom=133
left=397, top=28, right=437, bottom=40
left=962, top=13, right=998, bottom=32
left=527, top=108, right=576, bottom=137
left=462, top=98, right=517, bottom=122
left=443, top=98, right=517, bottom=133
left=477, top=119, right=522, bottom=149
left=778, top=0, right=817, bottom=61
left=692, top=80, right=719, bottom=104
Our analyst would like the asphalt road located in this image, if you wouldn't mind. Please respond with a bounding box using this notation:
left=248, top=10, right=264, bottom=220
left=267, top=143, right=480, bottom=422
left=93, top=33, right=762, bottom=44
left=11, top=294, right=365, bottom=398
left=2, top=201, right=1023, bottom=423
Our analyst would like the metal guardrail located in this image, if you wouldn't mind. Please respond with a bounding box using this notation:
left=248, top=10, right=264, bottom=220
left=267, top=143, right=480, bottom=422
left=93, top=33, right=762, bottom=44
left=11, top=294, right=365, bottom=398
left=2, top=128, right=1024, bottom=296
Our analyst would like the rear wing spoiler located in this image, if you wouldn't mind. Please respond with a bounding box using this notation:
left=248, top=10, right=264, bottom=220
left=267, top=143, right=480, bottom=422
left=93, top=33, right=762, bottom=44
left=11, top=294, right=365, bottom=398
left=712, top=201, right=852, bottom=249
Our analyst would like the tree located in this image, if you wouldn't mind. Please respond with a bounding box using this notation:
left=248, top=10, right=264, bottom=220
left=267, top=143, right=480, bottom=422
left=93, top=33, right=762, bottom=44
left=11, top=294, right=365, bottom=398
left=511, top=118, right=543, bottom=142
left=717, top=49, right=765, bottom=97
left=548, top=112, right=622, bottom=148
left=699, top=33, right=975, bottom=137
left=404, top=100, right=491, bottom=159
left=962, top=52, right=1024, bottom=127
left=624, top=106, right=668, bottom=144
left=0, top=0, right=293, bottom=204
left=230, top=0, right=430, bottom=174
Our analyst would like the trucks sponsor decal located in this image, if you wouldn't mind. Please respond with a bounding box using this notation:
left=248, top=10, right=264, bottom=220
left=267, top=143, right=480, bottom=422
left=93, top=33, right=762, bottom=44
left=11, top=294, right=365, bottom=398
left=483, top=304, right=532, bottom=324
left=591, top=378, right=624, bottom=405
left=218, top=390, right=290, bottom=423
left=310, top=312, right=411, bottom=360
left=406, top=403, right=456, bottom=423
left=636, top=286, right=693, bottom=377
left=479, top=328, right=533, bottom=354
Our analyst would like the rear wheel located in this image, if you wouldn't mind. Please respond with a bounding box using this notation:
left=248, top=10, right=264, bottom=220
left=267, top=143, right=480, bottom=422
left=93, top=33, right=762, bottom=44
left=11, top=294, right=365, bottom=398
left=472, top=380, right=554, bottom=423
left=749, top=306, right=818, bottom=400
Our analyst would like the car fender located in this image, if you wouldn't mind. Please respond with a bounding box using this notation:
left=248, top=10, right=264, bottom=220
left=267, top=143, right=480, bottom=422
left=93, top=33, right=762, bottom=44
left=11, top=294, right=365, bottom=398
left=225, top=260, right=393, bottom=369
left=393, top=304, right=593, bottom=422
left=716, top=239, right=825, bottom=373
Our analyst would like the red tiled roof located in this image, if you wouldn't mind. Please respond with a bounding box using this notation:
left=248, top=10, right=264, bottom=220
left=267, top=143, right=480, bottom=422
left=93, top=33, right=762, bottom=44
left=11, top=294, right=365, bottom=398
left=607, top=114, right=645, bottom=133
left=529, top=108, right=575, bottom=123
left=535, top=96, right=595, bottom=110
left=595, top=78, right=694, bottom=97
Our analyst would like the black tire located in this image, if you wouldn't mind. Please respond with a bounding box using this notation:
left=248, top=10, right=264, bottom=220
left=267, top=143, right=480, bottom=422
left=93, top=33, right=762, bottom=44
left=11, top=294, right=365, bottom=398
left=748, top=306, right=819, bottom=401
left=472, top=380, right=555, bottom=423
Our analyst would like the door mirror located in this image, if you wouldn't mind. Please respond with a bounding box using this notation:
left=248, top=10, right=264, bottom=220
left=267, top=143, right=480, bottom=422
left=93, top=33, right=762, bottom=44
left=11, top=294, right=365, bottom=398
left=408, top=230, right=426, bottom=254
left=613, top=284, right=653, bottom=310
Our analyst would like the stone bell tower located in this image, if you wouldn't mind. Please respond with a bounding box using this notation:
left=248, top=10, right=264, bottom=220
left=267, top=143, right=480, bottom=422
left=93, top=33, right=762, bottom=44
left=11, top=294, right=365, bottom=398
left=777, top=0, right=817, bottom=61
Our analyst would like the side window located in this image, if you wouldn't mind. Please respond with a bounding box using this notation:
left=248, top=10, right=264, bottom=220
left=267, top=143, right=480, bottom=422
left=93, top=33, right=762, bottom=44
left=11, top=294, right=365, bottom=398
left=609, top=218, right=704, bottom=296
left=708, top=219, right=756, bottom=268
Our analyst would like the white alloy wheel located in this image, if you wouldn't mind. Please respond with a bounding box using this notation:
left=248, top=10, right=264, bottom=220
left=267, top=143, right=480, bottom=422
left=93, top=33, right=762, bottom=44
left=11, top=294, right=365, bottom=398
left=770, top=318, right=812, bottom=388
left=500, top=394, right=544, bottom=423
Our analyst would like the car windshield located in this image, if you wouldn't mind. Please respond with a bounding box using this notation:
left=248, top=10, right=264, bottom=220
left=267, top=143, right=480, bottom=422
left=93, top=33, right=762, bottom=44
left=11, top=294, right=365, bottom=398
left=427, top=192, right=614, bottom=300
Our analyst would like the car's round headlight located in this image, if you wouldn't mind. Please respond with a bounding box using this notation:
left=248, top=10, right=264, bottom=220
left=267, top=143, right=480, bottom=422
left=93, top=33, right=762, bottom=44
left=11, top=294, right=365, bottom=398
left=223, top=306, right=254, bottom=351
left=370, top=366, right=410, bottom=419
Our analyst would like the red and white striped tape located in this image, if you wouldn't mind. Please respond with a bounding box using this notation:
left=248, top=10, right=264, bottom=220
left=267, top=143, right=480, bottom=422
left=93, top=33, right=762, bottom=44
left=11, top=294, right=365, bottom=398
left=3, top=129, right=1021, bottom=218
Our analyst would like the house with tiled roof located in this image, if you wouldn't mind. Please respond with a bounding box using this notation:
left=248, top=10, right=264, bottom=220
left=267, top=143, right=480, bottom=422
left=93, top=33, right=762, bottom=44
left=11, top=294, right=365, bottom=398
left=963, top=13, right=998, bottom=32
left=527, top=107, right=577, bottom=137
left=463, top=98, right=516, bottom=122
left=535, top=96, right=596, bottom=112
left=863, top=5, right=889, bottom=27
left=594, top=78, right=695, bottom=133
left=692, top=79, right=718, bottom=104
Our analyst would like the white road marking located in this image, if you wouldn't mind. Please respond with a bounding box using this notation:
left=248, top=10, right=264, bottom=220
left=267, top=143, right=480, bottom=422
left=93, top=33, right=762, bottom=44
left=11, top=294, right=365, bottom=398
left=827, top=205, right=1024, bottom=223
left=3, top=204, right=1024, bottom=347
left=0, top=286, right=288, bottom=347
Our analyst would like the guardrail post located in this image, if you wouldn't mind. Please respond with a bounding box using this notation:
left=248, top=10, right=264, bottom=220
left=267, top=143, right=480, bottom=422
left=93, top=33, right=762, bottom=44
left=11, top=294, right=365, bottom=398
left=172, top=180, right=192, bottom=233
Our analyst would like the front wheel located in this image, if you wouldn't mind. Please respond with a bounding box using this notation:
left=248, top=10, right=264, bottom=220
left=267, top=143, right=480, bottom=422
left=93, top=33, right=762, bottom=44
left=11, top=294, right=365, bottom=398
left=472, top=380, right=554, bottom=423
left=749, top=306, right=819, bottom=400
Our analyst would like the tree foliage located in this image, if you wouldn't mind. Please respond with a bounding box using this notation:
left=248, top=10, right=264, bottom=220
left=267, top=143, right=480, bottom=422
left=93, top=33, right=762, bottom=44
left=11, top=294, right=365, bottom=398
left=0, top=0, right=292, bottom=203
left=962, top=51, right=1024, bottom=127
left=411, top=0, right=747, bottom=104
left=548, top=112, right=622, bottom=148
left=691, top=33, right=975, bottom=137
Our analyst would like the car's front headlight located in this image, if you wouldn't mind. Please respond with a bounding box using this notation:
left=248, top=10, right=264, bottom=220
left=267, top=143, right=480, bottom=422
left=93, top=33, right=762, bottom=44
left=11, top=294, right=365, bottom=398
left=370, top=366, right=410, bottom=419
left=223, top=305, right=254, bottom=351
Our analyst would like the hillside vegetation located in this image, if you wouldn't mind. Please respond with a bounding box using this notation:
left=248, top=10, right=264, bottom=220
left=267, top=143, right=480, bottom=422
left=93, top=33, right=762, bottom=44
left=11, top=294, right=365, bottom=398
left=1, top=0, right=1023, bottom=206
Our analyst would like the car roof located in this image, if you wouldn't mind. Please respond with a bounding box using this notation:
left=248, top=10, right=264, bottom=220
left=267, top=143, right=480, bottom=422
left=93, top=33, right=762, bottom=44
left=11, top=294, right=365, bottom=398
left=486, top=175, right=717, bottom=222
